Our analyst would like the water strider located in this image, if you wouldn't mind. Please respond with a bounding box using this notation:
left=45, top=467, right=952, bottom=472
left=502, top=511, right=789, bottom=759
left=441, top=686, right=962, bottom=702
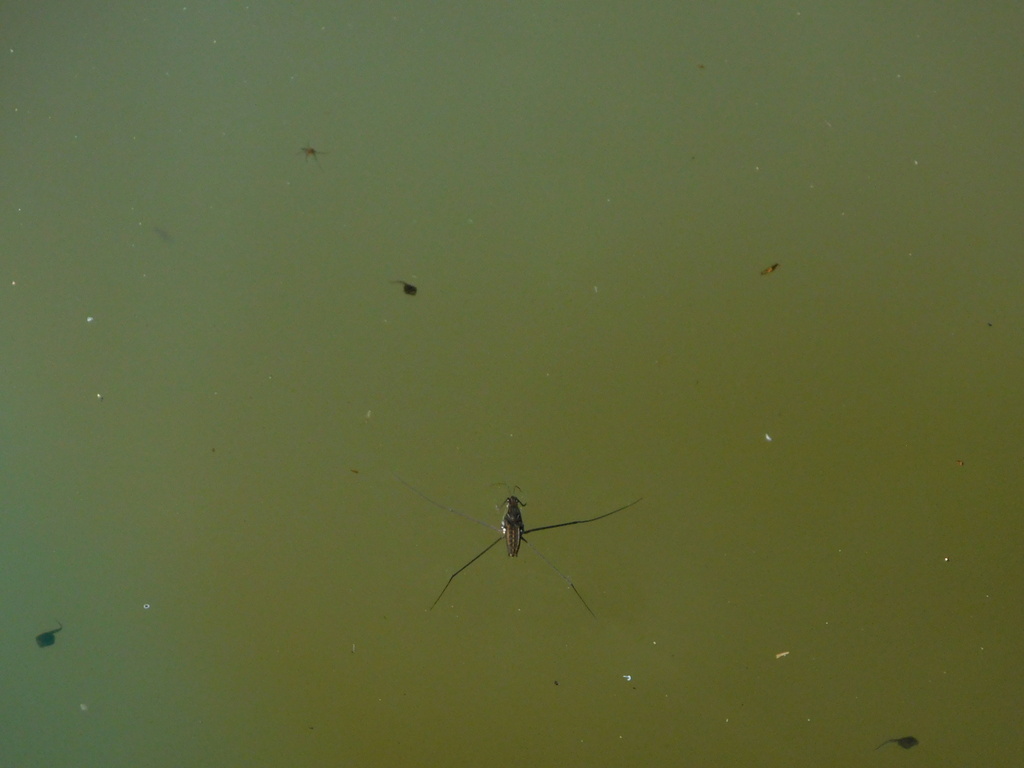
left=395, top=476, right=642, bottom=616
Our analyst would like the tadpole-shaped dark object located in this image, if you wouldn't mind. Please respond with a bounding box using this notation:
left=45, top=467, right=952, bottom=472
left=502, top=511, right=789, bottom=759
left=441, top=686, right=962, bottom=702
left=391, top=280, right=417, bottom=295
left=35, top=621, right=63, bottom=648
left=875, top=736, right=918, bottom=750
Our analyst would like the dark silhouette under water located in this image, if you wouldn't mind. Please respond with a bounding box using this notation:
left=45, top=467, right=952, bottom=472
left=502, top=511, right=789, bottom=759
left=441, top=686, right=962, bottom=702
left=391, top=280, right=417, bottom=295
left=35, top=622, right=63, bottom=648
left=875, top=736, right=919, bottom=750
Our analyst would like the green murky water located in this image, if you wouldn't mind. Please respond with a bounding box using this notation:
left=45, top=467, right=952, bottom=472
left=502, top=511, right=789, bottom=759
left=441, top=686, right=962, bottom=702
left=2, top=2, right=1021, bottom=765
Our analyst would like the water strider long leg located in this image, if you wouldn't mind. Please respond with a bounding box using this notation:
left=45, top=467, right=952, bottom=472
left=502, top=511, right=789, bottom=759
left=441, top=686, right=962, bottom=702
left=395, top=475, right=507, bottom=606
left=430, top=535, right=504, bottom=610
left=525, top=497, right=643, bottom=535
left=518, top=497, right=643, bottom=617
left=521, top=536, right=596, bottom=617
left=394, top=474, right=498, bottom=532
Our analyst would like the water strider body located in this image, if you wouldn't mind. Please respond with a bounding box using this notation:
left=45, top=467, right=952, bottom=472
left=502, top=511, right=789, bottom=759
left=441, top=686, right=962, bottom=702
left=395, top=476, right=642, bottom=616
left=500, top=493, right=525, bottom=556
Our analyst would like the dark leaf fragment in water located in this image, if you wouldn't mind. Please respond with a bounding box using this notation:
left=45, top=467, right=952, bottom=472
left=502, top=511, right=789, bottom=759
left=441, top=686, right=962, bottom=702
left=35, top=621, right=63, bottom=648
left=392, top=280, right=417, bottom=295
left=875, top=736, right=918, bottom=750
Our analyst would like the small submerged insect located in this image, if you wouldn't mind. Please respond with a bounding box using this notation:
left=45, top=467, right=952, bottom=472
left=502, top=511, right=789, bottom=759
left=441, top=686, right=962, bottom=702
left=761, top=263, right=780, bottom=275
left=391, top=280, right=417, bottom=295
left=875, top=737, right=918, bottom=750
left=395, top=476, right=642, bottom=616
left=298, top=145, right=328, bottom=165
left=35, top=621, right=63, bottom=648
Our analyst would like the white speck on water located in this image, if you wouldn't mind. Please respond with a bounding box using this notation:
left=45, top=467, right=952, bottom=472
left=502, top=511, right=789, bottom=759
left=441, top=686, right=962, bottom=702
left=765, top=433, right=772, bottom=441
left=623, top=674, right=632, bottom=681
left=86, top=316, right=94, bottom=323
left=143, top=603, right=151, bottom=610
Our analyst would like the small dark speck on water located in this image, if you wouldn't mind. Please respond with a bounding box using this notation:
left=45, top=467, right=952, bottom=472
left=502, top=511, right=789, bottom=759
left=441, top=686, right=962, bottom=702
left=35, top=622, right=63, bottom=648
left=392, top=280, right=417, bottom=295
left=875, top=736, right=919, bottom=750
left=153, top=227, right=174, bottom=244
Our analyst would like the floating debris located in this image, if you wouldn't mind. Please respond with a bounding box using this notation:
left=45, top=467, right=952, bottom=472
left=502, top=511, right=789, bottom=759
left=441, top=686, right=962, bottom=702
left=761, top=263, right=780, bottom=275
